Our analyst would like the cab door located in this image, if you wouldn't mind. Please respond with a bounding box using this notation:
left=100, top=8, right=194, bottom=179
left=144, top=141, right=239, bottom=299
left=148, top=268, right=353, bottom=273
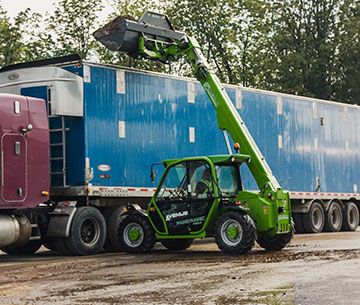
left=0, top=96, right=29, bottom=203
left=151, top=160, right=215, bottom=235
left=1, top=134, right=27, bottom=202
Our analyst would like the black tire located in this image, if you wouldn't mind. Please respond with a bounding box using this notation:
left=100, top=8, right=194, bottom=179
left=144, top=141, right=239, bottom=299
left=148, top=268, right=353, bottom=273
left=324, top=201, right=343, bottom=232
left=105, top=207, right=126, bottom=252
left=214, top=211, right=255, bottom=255
left=293, top=213, right=305, bottom=234
left=64, top=206, right=107, bottom=256
left=160, top=239, right=193, bottom=251
left=118, top=213, right=156, bottom=254
left=52, top=237, right=71, bottom=255
left=342, top=202, right=359, bottom=231
left=1, top=240, right=42, bottom=255
left=303, top=201, right=325, bottom=233
left=102, top=207, right=117, bottom=252
left=256, top=230, right=293, bottom=251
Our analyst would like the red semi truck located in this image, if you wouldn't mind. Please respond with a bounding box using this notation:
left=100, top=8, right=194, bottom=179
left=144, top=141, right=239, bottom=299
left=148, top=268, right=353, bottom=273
left=0, top=94, right=50, bottom=253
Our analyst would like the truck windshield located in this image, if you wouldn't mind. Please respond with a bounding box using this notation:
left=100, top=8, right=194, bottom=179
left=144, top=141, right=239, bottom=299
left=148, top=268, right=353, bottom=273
left=216, top=165, right=242, bottom=196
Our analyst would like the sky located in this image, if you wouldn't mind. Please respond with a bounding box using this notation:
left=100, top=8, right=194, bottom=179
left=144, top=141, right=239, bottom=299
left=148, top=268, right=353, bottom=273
left=0, top=0, right=112, bottom=20
left=1, top=0, right=56, bottom=18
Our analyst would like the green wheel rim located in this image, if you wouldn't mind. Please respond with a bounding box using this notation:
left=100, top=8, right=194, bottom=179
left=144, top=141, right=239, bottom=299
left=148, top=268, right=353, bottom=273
left=123, top=223, right=144, bottom=248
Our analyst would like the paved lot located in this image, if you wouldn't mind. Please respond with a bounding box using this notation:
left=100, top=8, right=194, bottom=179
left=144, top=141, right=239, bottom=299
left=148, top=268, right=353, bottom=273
left=1, top=231, right=360, bottom=305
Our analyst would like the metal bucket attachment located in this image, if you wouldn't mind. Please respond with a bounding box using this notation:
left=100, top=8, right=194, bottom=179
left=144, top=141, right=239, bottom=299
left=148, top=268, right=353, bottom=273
left=94, top=11, right=185, bottom=56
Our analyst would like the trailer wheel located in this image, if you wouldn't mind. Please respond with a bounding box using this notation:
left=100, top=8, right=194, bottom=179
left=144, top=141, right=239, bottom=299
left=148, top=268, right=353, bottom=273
left=293, top=213, right=305, bottom=234
left=105, top=207, right=126, bottom=252
left=118, top=214, right=156, bottom=254
left=1, top=240, right=42, bottom=255
left=256, top=230, right=293, bottom=251
left=64, top=207, right=107, bottom=256
left=303, top=201, right=325, bottom=233
left=160, top=239, right=193, bottom=251
left=324, top=201, right=343, bottom=232
left=215, top=212, right=255, bottom=255
left=342, top=202, right=359, bottom=231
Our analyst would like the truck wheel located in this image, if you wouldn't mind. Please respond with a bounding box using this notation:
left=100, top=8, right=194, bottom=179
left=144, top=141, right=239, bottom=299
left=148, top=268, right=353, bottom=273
left=102, top=207, right=117, bottom=252
left=1, top=240, right=42, bottom=255
left=324, top=201, right=343, bottom=232
left=105, top=207, right=126, bottom=252
left=303, top=201, right=325, bottom=233
left=118, top=214, right=155, bottom=254
left=293, top=213, right=305, bottom=234
left=160, top=239, right=193, bottom=251
left=256, top=231, right=293, bottom=251
left=64, top=207, right=107, bottom=256
left=52, top=237, right=71, bottom=255
left=342, top=202, right=359, bottom=231
left=214, top=212, right=255, bottom=255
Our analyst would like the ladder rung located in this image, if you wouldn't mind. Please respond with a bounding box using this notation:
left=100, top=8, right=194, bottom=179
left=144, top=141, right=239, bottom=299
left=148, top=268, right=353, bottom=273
left=50, top=143, right=64, bottom=147
left=50, top=128, right=70, bottom=132
left=51, top=171, right=65, bottom=175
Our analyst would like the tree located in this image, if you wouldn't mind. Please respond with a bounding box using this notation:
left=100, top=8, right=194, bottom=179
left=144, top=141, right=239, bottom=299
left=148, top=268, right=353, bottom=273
left=333, top=0, right=360, bottom=103
left=95, top=0, right=168, bottom=72
left=46, top=0, right=104, bottom=59
left=260, top=0, right=340, bottom=100
left=167, top=0, right=268, bottom=86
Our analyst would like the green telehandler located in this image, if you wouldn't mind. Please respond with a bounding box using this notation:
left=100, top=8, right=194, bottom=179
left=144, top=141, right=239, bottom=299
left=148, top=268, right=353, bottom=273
left=94, top=12, right=292, bottom=254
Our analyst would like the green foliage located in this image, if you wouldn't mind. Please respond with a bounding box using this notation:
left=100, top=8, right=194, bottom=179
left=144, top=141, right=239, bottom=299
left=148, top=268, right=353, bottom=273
left=0, top=0, right=358, bottom=104
left=94, top=0, right=168, bottom=72
left=167, top=0, right=269, bottom=85
left=46, top=0, right=104, bottom=59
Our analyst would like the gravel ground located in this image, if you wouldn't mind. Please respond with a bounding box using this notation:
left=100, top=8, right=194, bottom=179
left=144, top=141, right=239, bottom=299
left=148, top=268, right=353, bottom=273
left=1, top=230, right=360, bottom=305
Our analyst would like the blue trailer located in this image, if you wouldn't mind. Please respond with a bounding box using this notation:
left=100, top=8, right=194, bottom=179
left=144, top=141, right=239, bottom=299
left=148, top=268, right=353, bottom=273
left=0, top=55, right=358, bottom=252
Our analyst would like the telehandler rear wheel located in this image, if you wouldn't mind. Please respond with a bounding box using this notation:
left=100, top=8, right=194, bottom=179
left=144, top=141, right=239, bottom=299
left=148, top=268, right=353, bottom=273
left=215, top=211, right=255, bottom=255
left=160, top=239, right=193, bottom=251
left=256, top=230, right=293, bottom=251
left=118, top=214, right=156, bottom=254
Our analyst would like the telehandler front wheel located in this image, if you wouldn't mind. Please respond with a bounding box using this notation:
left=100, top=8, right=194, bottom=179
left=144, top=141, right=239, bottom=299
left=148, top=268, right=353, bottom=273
left=256, top=230, right=293, bottom=251
left=118, top=214, right=156, bottom=254
left=215, top=212, right=255, bottom=255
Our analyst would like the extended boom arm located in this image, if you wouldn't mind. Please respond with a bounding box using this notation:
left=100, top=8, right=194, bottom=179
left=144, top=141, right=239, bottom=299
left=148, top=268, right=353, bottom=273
left=94, top=12, right=291, bottom=222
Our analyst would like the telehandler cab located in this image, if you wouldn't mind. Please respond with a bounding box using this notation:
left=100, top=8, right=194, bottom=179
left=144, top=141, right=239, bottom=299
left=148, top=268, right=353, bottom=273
left=94, top=12, right=292, bottom=254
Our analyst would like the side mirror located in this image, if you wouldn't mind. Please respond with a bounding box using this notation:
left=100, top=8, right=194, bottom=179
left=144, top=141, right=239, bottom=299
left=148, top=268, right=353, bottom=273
left=150, top=162, right=163, bottom=183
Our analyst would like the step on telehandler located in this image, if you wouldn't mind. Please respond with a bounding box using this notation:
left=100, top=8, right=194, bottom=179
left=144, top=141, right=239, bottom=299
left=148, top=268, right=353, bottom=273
left=94, top=12, right=293, bottom=254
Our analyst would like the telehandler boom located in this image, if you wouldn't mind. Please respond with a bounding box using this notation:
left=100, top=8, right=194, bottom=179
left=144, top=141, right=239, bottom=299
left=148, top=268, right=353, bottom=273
left=94, top=12, right=292, bottom=254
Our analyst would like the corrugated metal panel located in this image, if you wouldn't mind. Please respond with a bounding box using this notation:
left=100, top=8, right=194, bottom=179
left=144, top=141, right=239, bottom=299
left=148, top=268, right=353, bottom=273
left=80, top=64, right=360, bottom=193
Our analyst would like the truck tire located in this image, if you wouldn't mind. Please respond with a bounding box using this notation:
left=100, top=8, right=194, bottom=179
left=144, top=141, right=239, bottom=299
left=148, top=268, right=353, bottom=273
left=105, top=207, right=126, bottom=252
left=160, top=239, right=193, bottom=251
left=293, top=213, right=305, bottom=234
left=52, top=237, right=71, bottom=255
left=256, top=230, right=293, bottom=251
left=324, top=201, right=343, bottom=232
left=215, top=211, right=255, bottom=255
left=102, top=207, right=117, bottom=252
left=342, top=202, right=359, bottom=231
left=303, top=201, right=325, bottom=233
left=64, top=207, right=107, bottom=256
left=118, top=214, right=156, bottom=254
left=1, top=240, right=42, bottom=255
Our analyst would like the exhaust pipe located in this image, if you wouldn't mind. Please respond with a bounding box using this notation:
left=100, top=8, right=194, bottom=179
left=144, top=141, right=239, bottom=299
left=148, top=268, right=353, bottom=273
left=0, top=215, right=31, bottom=248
